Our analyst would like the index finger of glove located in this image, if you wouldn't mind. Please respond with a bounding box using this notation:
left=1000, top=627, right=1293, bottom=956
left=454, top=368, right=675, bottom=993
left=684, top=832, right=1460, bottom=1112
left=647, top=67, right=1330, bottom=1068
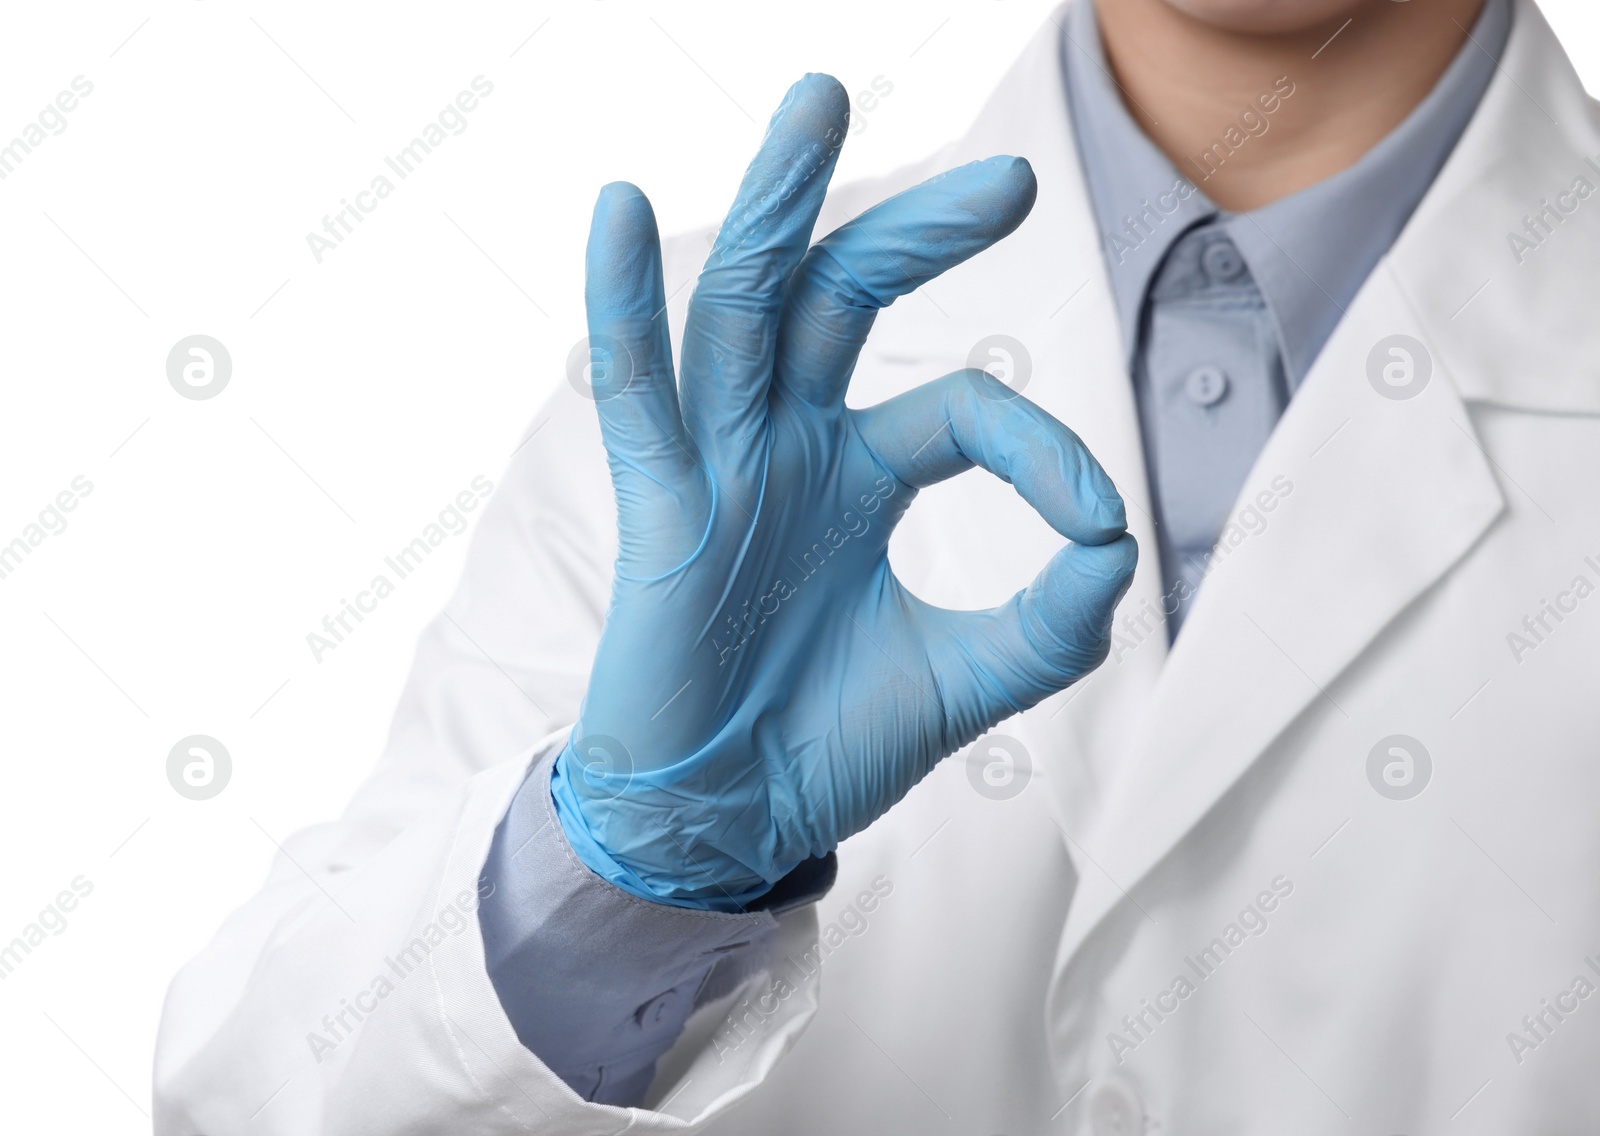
left=853, top=369, right=1128, bottom=547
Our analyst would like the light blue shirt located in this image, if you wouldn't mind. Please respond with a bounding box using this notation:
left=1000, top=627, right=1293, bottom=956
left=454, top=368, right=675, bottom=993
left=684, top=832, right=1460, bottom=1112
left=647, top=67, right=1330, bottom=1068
left=1065, top=0, right=1508, bottom=633
left=479, top=0, right=1511, bottom=1103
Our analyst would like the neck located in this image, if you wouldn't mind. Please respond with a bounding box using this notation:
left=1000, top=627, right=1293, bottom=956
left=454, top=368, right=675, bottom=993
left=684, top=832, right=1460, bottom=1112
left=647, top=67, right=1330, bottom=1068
left=1093, top=0, right=1489, bottom=212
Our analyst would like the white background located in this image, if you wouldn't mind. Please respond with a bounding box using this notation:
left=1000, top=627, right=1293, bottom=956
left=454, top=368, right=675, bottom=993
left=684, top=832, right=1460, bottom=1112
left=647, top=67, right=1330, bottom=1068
left=0, top=1, right=1594, bottom=1128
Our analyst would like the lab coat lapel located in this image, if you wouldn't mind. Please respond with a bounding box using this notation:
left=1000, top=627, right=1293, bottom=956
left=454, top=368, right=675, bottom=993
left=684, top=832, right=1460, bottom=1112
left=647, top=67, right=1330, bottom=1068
left=1050, top=265, right=1505, bottom=968
left=1048, top=0, right=1598, bottom=977
left=853, top=0, right=1171, bottom=829
left=959, top=1, right=1174, bottom=831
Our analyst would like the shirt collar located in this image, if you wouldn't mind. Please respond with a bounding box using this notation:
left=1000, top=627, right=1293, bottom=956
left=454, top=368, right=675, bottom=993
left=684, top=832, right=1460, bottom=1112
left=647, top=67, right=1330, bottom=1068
left=1064, top=0, right=1512, bottom=390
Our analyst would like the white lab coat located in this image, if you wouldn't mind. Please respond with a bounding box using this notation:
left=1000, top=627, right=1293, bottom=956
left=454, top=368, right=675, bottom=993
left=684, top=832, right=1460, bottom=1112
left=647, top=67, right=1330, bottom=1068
left=154, top=1, right=1600, bottom=1131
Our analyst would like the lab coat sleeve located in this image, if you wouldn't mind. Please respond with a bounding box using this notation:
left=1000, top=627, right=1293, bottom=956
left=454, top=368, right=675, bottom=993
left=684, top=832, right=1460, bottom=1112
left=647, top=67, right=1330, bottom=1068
left=152, top=383, right=831, bottom=1134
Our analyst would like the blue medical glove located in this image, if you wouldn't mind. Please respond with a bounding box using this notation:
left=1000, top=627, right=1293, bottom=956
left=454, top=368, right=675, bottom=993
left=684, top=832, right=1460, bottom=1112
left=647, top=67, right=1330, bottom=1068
left=551, top=74, right=1136, bottom=911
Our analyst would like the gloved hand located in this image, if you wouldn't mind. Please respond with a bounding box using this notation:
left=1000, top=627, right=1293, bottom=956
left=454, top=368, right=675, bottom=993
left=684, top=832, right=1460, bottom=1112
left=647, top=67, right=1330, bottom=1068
left=551, top=74, right=1136, bottom=911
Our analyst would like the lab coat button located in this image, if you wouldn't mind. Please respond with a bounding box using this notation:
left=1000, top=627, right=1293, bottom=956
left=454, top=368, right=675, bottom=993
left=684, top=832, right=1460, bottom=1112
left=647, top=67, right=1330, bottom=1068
left=1184, top=365, right=1228, bottom=406
left=1089, top=1078, right=1145, bottom=1135
left=1201, top=240, right=1245, bottom=281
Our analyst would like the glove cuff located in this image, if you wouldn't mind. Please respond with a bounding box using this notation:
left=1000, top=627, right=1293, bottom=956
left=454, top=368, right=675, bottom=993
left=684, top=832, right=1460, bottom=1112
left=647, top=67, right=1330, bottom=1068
left=551, top=741, right=777, bottom=912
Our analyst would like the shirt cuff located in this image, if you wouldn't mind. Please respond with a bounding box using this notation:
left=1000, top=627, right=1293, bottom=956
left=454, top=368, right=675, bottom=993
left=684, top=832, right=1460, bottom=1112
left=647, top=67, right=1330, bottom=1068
left=478, top=743, right=835, bottom=1105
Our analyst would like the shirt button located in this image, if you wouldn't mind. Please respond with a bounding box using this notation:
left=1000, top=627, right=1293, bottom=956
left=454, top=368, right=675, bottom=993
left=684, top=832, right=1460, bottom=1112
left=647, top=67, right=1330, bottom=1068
left=1201, top=240, right=1245, bottom=281
left=1089, top=1079, right=1146, bottom=1135
left=1184, top=365, right=1229, bottom=407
